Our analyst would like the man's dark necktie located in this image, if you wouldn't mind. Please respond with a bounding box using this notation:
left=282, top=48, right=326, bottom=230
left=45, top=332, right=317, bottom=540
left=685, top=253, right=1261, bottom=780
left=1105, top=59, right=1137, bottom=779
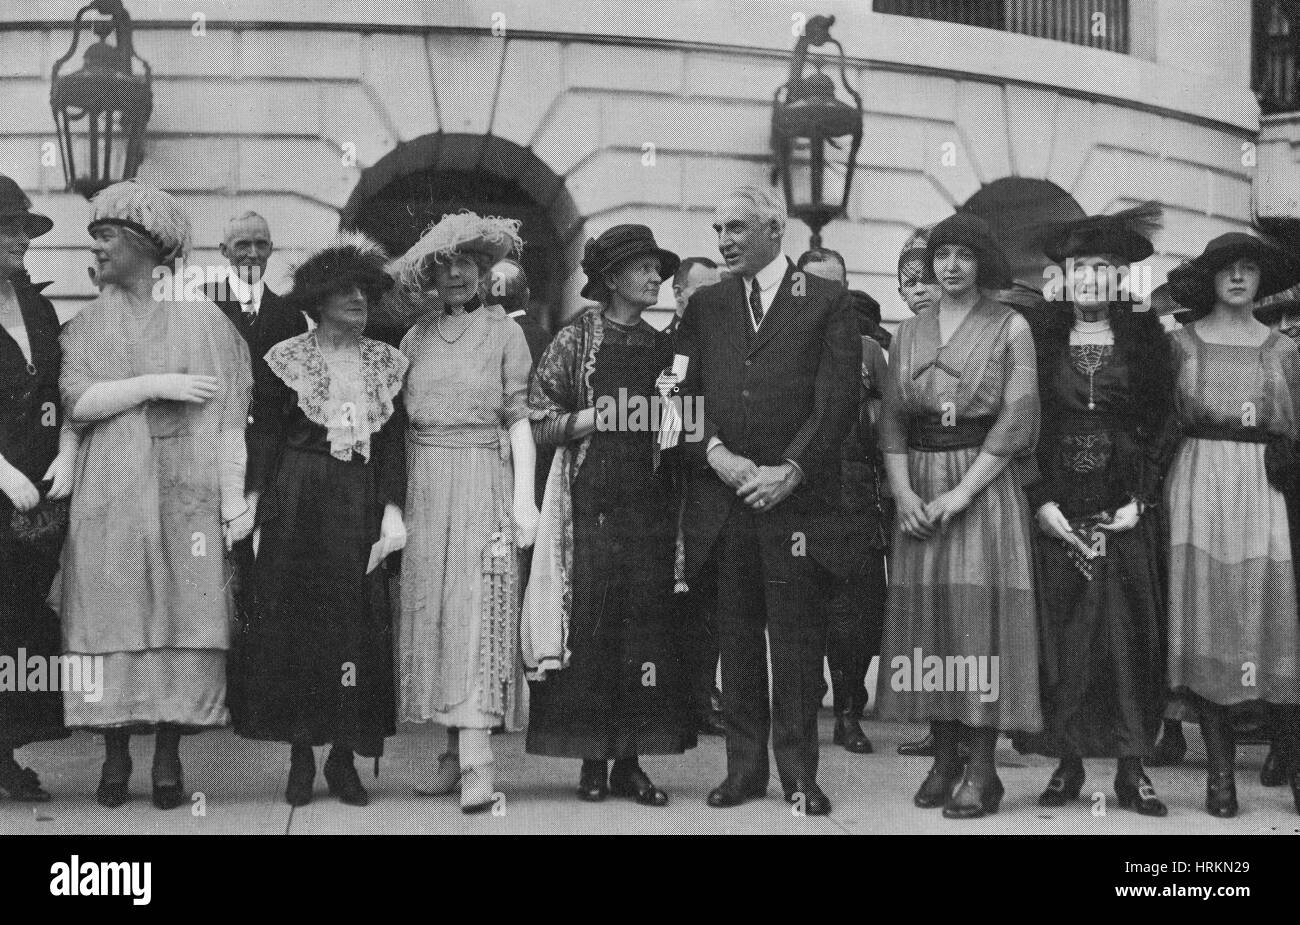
left=749, top=278, right=763, bottom=329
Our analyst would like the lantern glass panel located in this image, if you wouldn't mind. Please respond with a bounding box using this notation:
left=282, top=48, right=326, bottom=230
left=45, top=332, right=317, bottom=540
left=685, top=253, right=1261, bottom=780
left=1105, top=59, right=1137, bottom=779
left=787, top=136, right=815, bottom=211
left=60, top=108, right=133, bottom=195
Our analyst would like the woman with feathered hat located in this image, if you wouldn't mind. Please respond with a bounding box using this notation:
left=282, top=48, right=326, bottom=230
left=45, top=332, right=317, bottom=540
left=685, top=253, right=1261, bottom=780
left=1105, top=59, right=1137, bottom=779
left=1023, top=203, right=1173, bottom=816
left=524, top=224, right=696, bottom=805
left=390, top=211, right=538, bottom=813
left=56, top=181, right=252, bottom=809
left=1163, top=232, right=1300, bottom=817
left=0, top=175, right=74, bottom=801
left=229, top=234, right=407, bottom=808
left=875, top=212, right=1042, bottom=819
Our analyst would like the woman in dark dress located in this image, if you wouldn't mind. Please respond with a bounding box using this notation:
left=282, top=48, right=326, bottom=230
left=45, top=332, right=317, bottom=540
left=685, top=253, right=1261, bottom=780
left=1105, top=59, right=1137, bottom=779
left=525, top=225, right=696, bottom=805
left=0, top=177, right=72, bottom=801
left=231, top=235, right=408, bottom=807
left=1024, top=204, right=1173, bottom=816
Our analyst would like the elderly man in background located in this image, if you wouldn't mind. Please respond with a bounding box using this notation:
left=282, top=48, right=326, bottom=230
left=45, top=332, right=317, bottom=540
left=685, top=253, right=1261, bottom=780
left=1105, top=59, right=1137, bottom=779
left=206, top=211, right=307, bottom=639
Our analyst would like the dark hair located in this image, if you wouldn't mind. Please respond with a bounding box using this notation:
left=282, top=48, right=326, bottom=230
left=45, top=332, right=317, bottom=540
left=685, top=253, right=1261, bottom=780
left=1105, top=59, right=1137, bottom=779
left=925, top=213, right=1013, bottom=291
left=796, top=247, right=846, bottom=276
left=673, top=256, right=718, bottom=288
left=286, top=235, right=393, bottom=322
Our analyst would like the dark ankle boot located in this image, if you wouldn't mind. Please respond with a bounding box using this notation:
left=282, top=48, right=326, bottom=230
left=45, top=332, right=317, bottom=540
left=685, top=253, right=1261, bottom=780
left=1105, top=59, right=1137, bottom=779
left=286, top=744, right=315, bottom=806
left=830, top=670, right=873, bottom=754
left=1261, top=746, right=1286, bottom=786
left=914, top=721, right=963, bottom=808
left=1114, top=756, right=1166, bottom=817
left=1038, top=755, right=1084, bottom=807
left=0, top=749, right=50, bottom=802
left=577, top=759, right=608, bottom=801
left=151, top=726, right=185, bottom=811
left=944, top=727, right=1002, bottom=819
left=1149, top=720, right=1186, bottom=766
left=324, top=746, right=368, bottom=806
left=1200, top=708, right=1237, bottom=818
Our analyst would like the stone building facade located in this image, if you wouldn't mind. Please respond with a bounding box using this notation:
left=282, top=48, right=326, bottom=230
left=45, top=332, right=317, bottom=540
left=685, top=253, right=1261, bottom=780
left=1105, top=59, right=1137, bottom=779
left=0, top=0, right=1265, bottom=327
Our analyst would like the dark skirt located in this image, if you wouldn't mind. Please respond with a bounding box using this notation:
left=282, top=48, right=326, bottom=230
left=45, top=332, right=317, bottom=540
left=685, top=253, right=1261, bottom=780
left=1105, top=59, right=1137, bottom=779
left=0, top=521, right=68, bottom=749
left=526, top=335, right=695, bottom=760
left=229, top=447, right=395, bottom=757
left=1024, top=518, right=1165, bottom=758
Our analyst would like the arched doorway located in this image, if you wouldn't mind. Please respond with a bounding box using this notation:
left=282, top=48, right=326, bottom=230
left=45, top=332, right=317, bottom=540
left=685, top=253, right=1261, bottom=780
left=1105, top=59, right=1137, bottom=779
left=962, top=178, right=1086, bottom=288
left=340, top=134, right=580, bottom=331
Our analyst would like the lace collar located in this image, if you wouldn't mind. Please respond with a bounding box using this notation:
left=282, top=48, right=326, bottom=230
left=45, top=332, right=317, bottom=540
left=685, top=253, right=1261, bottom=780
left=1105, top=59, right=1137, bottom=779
left=265, top=332, right=408, bottom=462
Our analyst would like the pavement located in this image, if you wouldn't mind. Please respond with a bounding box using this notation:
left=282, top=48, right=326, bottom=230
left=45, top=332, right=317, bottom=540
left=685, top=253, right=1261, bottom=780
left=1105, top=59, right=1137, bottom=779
left=4, top=715, right=1299, bottom=835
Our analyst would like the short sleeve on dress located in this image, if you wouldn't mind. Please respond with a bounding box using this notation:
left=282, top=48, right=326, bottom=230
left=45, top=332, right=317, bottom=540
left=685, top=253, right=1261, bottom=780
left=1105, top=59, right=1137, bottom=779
left=501, top=321, right=532, bottom=428
left=982, top=311, right=1040, bottom=459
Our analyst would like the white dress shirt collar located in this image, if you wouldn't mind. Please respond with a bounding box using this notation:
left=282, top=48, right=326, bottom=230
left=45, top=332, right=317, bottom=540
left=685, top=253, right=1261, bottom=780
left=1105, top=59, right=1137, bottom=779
left=742, top=252, right=788, bottom=327
left=226, top=267, right=265, bottom=315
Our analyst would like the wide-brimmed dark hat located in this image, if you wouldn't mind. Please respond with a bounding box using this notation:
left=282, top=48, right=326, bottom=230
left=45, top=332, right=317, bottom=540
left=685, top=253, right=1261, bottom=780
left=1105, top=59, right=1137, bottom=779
left=1039, top=202, right=1162, bottom=265
left=0, top=175, right=53, bottom=239
left=1166, top=232, right=1300, bottom=314
left=925, top=212, right=1013, bottom=291
left=580, top=224, right=680, bottom=301
left=285, top=233, right=393, bottom=315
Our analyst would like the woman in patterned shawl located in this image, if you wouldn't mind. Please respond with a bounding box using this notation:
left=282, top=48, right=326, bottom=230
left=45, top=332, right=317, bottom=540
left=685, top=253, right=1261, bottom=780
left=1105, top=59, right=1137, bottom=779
left=524, top=224, right=695, bottom=806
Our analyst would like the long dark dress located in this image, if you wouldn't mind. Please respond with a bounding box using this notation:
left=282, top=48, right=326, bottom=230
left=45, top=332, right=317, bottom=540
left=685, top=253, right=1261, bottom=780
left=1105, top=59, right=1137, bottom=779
left=229, top=333, right=407, bottom=757
left=1024, top=307, right=1171, bottom=758
left=0, top=280, right=66, bottom=748
left=526, top=312, right=696, bottom=759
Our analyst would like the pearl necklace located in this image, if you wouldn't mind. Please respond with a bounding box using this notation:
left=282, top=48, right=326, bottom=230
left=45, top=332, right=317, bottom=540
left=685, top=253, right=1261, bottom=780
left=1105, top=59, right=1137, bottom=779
left=436, top=308, right=473, bottom=344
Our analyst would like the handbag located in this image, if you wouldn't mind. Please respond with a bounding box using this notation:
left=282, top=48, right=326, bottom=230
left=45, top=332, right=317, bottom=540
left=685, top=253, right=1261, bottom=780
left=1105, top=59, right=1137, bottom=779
left=9, top=491, right=70, bottom=550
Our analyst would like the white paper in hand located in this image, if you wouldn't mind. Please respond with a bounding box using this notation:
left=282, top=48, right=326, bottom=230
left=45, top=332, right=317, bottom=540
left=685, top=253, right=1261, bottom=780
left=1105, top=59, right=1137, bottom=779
left=366, top=537, right=388, bottom=575
left=658, top=354, right=690, bottom=450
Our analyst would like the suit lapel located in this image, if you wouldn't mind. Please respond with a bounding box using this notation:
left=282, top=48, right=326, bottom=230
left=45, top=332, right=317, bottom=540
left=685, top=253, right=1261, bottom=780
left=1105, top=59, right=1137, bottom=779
left=721, top=275, right=748, bottom=357
left=748, top=259, right=798, bottom=356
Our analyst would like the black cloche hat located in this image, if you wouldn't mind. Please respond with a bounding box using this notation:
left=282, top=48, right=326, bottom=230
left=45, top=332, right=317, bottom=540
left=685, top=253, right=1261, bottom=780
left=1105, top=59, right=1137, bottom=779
left=580, top=224, right=680, bottom=301
left=1166, top=232, right=1300, bottom=314
left=0, top=174, right=53, bottom=239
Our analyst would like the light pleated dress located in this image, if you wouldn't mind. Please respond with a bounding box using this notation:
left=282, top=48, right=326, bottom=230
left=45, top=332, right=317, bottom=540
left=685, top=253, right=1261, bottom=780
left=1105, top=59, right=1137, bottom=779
left=875, top=298, right=1043, bottom=733
left=1165, top=325, right=1300, bottom=708
left=397, top=302, right=532, bottom=730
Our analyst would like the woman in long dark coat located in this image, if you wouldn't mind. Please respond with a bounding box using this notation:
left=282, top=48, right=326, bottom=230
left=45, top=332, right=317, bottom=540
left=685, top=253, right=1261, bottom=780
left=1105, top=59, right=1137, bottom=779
left=230, top=235, right=408, bottom=807
left=0, top=177, right=72, bottom=800
left=1024, top=204, right=1173, bottom=816
left=525, top=225, right=696, bottom=805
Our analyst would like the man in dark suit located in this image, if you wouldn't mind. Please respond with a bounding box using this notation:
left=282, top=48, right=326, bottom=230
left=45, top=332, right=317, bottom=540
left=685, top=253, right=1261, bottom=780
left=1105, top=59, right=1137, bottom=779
left=206, top=211, right=307, bottom=628
left=675, top=186, right=859, bottom=815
